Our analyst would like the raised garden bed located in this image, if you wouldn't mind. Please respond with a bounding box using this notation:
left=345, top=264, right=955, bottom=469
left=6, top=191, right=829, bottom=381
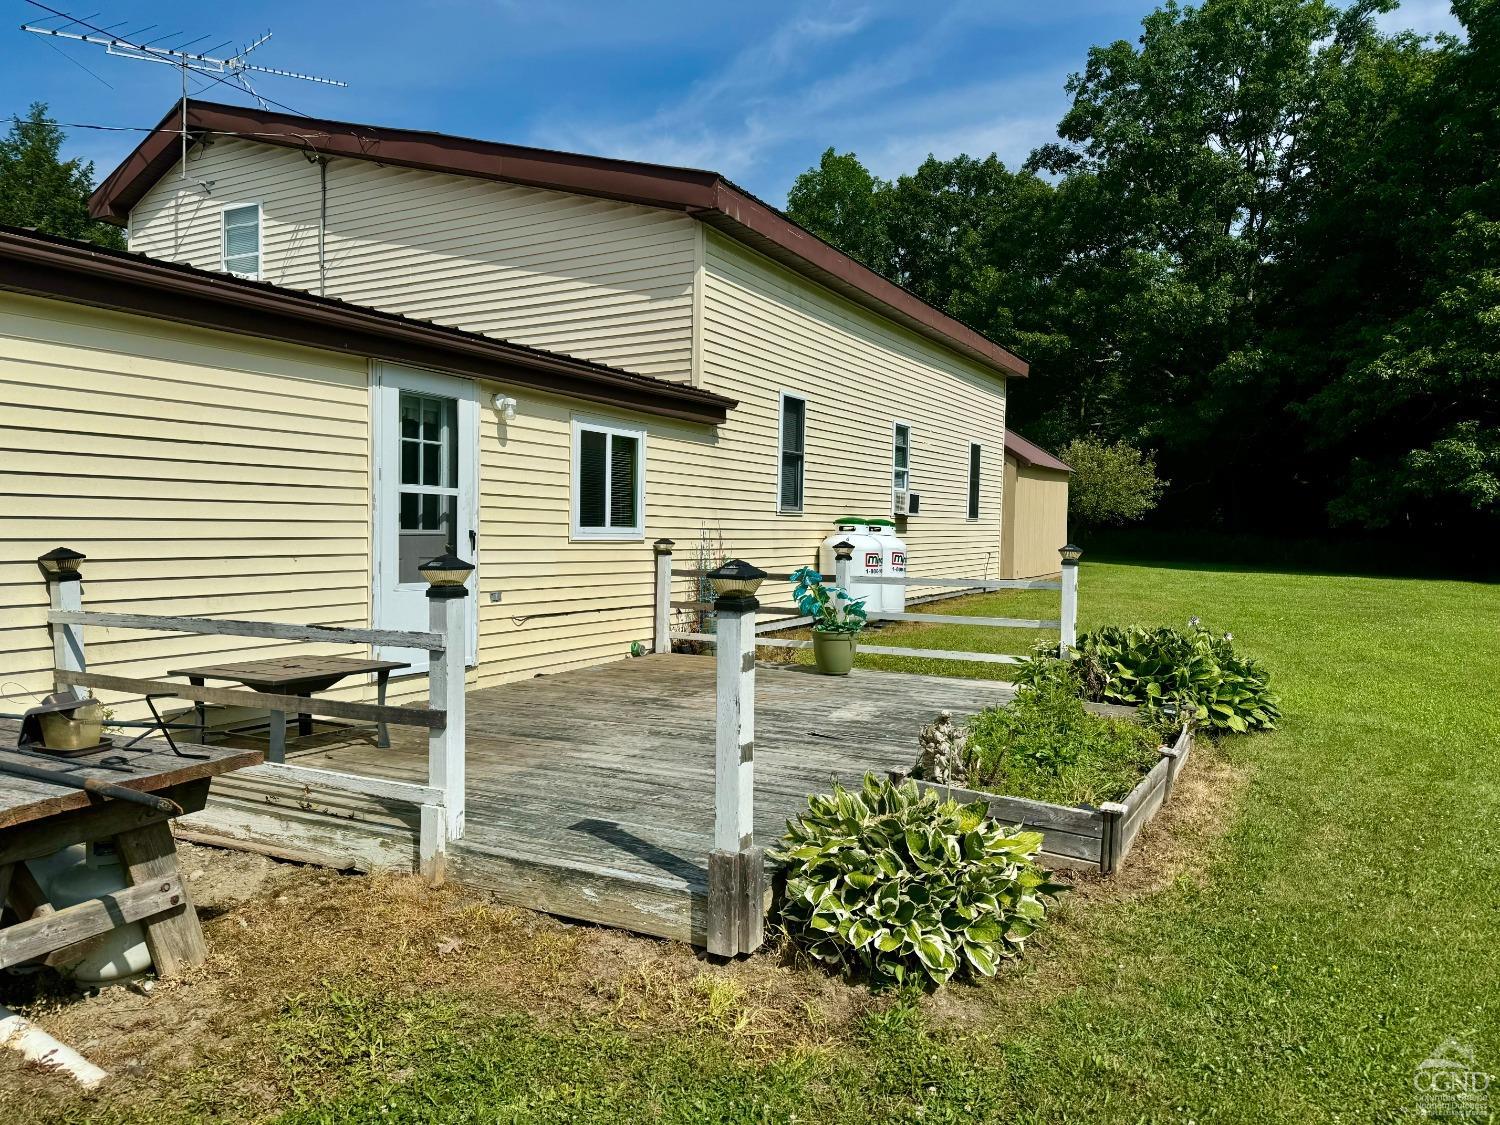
left=893, top=715, right=1194, bottom=875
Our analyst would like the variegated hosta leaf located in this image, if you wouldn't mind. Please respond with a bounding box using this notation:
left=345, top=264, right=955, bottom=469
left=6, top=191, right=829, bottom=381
left=773, top=773, right=1067, bottom=988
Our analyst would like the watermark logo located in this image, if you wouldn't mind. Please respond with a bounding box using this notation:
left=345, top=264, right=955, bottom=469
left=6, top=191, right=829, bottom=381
left=1414, top=1037, right=1491, bottom=1119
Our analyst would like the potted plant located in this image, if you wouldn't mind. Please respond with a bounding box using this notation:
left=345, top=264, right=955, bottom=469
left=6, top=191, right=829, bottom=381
left=790, top=566, right=868, bottom=675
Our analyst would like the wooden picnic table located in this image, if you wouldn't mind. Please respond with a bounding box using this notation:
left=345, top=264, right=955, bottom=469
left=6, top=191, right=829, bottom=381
left=0, top=723, right=259, bottom=980
left=167, top=656, right=410, bottom=762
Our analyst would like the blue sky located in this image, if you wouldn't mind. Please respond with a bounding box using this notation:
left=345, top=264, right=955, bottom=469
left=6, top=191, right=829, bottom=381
left=2, top=0, right=1462, bottom=206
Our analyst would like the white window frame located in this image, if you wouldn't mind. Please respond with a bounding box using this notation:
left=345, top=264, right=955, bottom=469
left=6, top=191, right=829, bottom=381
left=220, top=201, right=263, bottom=280
left=570, top=415, right=647, bottom=541
left=776, top=391, right=807, bottom=515
left=891, top=420, right=914, bottom=512
left=967, top=441, right=983, bottom=520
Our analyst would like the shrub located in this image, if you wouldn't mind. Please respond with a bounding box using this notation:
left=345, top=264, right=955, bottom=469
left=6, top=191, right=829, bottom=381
left=1059, top=436, right=1166, bottom=527
left=772, top=775, right=1065, bottom=987
left=959, top=679, right=1166, bottom=806
left=1022, top=620, right=1280, bottom=735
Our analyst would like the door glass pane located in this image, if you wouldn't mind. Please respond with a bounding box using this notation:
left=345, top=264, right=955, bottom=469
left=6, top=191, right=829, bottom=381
left=400, top=496, right=455, bottom=583
left=609, top=434, right=638, bottom=528
left=396, top=390, right=462, bottom=582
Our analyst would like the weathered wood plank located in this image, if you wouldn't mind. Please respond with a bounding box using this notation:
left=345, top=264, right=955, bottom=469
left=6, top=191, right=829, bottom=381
left=57, top=670, right=444, bottom=731
left=0, top=875, right=184, bottom=971
left=47, top=609, right=445, bottom=652
left=855, top=645, right=1026, bottom=665
left=240, top=762, right=438, bottom=808
left=0, top=780, right=209, bottom=867
left=0, top=718, right=255, bottom=830
left=870, top=612, right=1061, bottom=629
left=859, top=576, right=1062, bottom=590
left=115, top=820, right=207, bottom=978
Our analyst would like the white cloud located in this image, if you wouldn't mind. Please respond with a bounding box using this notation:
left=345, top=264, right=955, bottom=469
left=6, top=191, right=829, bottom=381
left=525, top=0, right=1067, bottom=196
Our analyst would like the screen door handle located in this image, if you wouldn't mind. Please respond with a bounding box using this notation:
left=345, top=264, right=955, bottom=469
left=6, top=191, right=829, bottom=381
left=468, top=529, right=477, bottom=554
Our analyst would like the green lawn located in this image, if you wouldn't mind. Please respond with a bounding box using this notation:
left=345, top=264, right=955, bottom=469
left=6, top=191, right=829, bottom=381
left=19, top=559, right=1500, bottom=1123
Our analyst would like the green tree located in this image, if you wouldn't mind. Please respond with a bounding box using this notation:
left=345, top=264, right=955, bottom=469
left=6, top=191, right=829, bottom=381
left=785, top=148, right=892, bottom=273
left=1058, top=437, right=1167, bottom=527
left=782, top=0, right=1499, bottom=541
left=0, top=103, right=124, bottom=249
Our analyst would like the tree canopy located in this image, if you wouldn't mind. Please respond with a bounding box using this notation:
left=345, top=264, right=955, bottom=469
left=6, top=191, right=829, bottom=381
left=0, top=103, right=123, bottom=250
left=786, top=0, right=1498, bottom=540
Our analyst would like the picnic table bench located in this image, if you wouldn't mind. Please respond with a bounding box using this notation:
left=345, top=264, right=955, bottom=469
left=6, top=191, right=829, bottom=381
left=0, top=725, right=259, bottom=979
left=167, top=657, right=409, bottom=762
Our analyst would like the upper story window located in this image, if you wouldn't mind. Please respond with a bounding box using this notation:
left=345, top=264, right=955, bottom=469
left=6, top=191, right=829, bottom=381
left=892, top=423, right=912, bottom=494
left=967, top=442, right=982, bottom=519
left=778, top=393, right=806, bottom=513
left=221, top=204, right=261, bottom=279
left=572, top=418, right=645, bottom=540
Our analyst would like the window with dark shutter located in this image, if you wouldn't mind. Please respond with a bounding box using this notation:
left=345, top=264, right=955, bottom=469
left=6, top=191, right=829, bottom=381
left=573, top=419, right=645, bottom=539
left=779, top=394, right=805, bottom=512
left=968, top=443, right=982, bottom=519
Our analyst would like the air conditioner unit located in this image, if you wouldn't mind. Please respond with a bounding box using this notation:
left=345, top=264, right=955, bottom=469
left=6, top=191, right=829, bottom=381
left=893, top=490, right=921, bottom=517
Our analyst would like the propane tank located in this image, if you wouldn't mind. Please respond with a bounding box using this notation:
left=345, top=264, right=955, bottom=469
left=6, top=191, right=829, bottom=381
left=39, top=841, right=152, bottom=985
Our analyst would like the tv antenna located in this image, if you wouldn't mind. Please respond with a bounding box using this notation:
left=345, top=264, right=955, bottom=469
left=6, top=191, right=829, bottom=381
left=20, top=2, right=347, bottom=179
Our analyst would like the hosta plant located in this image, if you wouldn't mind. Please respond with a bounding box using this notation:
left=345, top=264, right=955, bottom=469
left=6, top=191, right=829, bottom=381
left=772, top=774, right=1066, bottom=987
left=1021, top=619, right=1280, bottom=735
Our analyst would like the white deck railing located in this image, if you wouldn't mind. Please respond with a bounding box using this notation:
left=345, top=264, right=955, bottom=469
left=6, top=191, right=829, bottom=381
left=43, top=565, right=466, bottom=880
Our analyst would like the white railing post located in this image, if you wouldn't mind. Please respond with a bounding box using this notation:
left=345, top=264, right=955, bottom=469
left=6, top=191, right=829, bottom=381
left=40, top=548, right=86, bottom=699
left=653, top=538, right=674, bottom=654
left=1059, top=544, right=1081, bottom=653
left=706, top=561, right=765, bottom=957
left=420, top=558, right=472, bottom=883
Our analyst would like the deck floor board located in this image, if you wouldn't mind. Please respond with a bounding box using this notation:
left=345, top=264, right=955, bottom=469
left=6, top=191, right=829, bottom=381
left=190, top=654, right=1016, bottom=943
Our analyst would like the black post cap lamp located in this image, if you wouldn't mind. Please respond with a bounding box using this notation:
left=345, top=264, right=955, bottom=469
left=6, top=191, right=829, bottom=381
left=419, top=553, right=475, bottom=598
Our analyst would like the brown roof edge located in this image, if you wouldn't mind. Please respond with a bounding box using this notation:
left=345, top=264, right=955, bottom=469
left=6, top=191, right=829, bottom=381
left=1005, top=429, right=1072, bottom=473
left=91, top=101, right=1029, bottom=380
left=0, top=227, right=735, bottom=426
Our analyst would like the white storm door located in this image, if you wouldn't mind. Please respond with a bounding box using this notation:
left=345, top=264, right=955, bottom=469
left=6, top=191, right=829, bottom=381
left=372, top=362, right=479, bottom=672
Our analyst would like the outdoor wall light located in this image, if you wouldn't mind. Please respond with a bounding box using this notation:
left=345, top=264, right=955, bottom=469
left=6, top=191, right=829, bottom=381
left=419, top=553, right=475, bottom=597
left=493, top=394, right=518, bottom=422
left=1059, top=543, right=1084, bottom=565
left=832, top=540, right=856, bottom=562
left=707, top=559, right=766, bottom=600
left=37, top=546, right=85, bottom=582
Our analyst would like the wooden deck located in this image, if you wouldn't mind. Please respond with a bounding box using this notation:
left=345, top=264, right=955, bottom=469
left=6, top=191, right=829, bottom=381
left=177, top=654, right=1017, bottom=945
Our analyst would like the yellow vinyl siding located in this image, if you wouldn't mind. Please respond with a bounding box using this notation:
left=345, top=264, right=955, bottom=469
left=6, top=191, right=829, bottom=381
left=0, top=291, right=371, bottom=704
left=468, top=383, right=715, bottom=685
left=1001, top=457, right=1070, bottom=579
left=0, top=291, right=718, bottom=709
left=697, top=230, right=1007, bottom=583
left=128, top=138, right=697, bottom=381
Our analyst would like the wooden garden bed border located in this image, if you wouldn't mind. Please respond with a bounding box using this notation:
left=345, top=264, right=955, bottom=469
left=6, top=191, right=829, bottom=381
left=896, top=718, right=1195, bottom=874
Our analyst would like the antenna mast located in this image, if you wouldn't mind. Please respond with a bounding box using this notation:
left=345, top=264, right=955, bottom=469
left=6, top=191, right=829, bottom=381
left=20, top=4, right=347, bottom=179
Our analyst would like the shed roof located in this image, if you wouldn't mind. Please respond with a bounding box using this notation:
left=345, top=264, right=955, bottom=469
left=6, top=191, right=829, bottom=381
left=90, top=100, right=1028, bottom=380
left=1005, top=430, right=1072, bottom=473
left=0, top=225, right=735, bottom=425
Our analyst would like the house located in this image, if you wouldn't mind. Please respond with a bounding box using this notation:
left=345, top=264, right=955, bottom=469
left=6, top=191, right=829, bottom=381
left=1001, top=431, right=1072, bottom=579
left=5, top=99, right=1038, bottom=708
